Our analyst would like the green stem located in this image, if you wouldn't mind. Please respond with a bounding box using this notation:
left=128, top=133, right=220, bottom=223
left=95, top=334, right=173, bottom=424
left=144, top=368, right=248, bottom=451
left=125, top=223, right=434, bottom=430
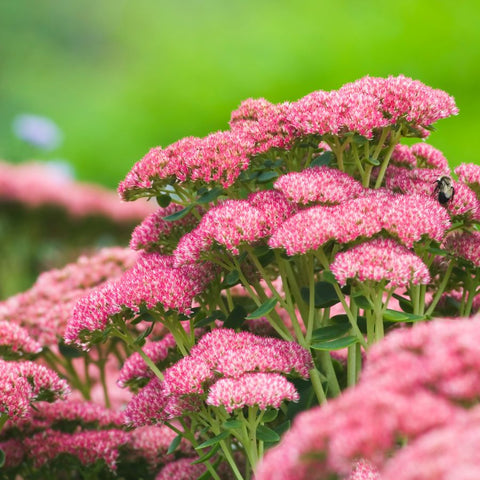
left=309, top=367, right=328, bottom=404
left=97, top=358, right=111, bottom=409
left=317, top=351, right=341, bottom=397
left=114, top=327, right=164, bottom=381
left=374, top=129, right=402, bottom=189
left=425, top=260, right=455, bottom=317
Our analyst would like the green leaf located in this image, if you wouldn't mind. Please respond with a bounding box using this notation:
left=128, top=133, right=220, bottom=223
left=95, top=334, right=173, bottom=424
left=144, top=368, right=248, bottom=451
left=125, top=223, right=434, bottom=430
left=351, top=294, right=373, bottom=309
left=222, top=270, right=240, bottom=287
left=427, top=246, right=448, bottom=256
left=224, top=305, right=247, bottom=328
left=222, top=419, right=243, bottom=430
left=366, top=157, right=380, bottom=166
left=246, top=297, right=278, bottom=319
left=257, top=171, right=279, bottom=183
left=197, top=187, right=224, bottom=204
left=311, top=335, right=358, bottom=351
left=162, top=205, right=193, bottom=221
left=273, top=420, right=291, bottom=437
left=352, top=133, right=368, bottom=145
left=321, top=270, right=337, bottom=284
left=311, top=150, right=334, bottom=167
left=311, top=324, right=351, bottom=342
left=167, top=435, right=182, bottom=454
left=191, top=443, right=220, bottom=464
left=392, top=293, right=413, bottom=313
left=58, top=341, right=83, bottom=358
left=300, top=281, right=340, bottom=308
left=156, top=194, right=172, bottom=208
left=383, top=309, right=426, bottom=323
left=195, top=310, right=226, bottom=328
left=196, top=431, right=230, bottom=449
left=0, top=448, right=5, bottom=468
left=133, top=323, right=154, bottom=346
left=262, top=408, right=279, bottom=423
left=256, top=425, right=281, bottom=443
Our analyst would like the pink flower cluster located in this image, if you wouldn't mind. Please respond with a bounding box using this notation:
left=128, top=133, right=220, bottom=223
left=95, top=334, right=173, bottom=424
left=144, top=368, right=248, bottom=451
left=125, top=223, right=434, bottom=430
left=125, top=329, right=311, bottom=425
left=269, top=190, right=450, bottom=254
left=0, top=359, right=69, bottom=421
left=455, top=162, right=480, bottom=187
left=174, top=190, right=296, bottom=261
left=255, top=316, right=480, bottom=480
left=119, top=76, right=458, bottom=200
left=274, top=166, right=364, bottom=205
left=24, top=428, right=129, bottom=471
left=130, top=204, right=201, bottom=252
left=65, top=252, right=216, bottom=347
left=0, top=247, right=137, bottom=347
left=442, top=230, right=480, bottom=267
left=0, top=320, right=42, bottom=357
left=0, top=160, right=155, bottom=221
left=119, top=130, right=254, bottom=198
left=390, top=142, right=450, bottom=171
left=330, top=238, right=431, bottom=288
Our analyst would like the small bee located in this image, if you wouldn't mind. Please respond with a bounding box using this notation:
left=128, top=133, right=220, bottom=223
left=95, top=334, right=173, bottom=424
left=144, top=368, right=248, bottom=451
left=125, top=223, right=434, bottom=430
left=433, top=176, right=455, bottom=204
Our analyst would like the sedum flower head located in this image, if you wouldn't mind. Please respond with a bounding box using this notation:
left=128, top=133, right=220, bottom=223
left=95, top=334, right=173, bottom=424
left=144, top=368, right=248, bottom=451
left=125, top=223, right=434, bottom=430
left=274, top=166, right=364, bottom=205
left=0, top=320, right=42, bottom=358
left=442, top=230, right=480, bottom=267
left=130, top=204, right=200, bottom=253
left=330, top=237, right=431, bottom=288
left=206, top=372, right=299, bottom=413
left=455, top=163, right=480, bottom=188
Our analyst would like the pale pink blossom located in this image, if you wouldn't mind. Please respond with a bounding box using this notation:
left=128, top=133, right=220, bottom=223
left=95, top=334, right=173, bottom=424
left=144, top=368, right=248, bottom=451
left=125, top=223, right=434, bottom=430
left=330, top=238, right=431, bottom=288
left=442, top=230, right=480, bottom=267
left=348, top=460, right=380, bottom=480
left=199, top=199, right=269, bottom=254
left=155, top=458, right=206, bottom=480
left=0, top=247, right=137, bottom=347
left=410, top=142, right=449, bottom=170
left=119, top=130, right=254, bottom=200
left=382, top=405, right=480, bottom=480
left=455, top=163, right=480, bottom=187
left=255, top=386, right=460, bottom=480
left=163, top=356, right=214, bottom=395
left=229, top=98, right=294, bottom=153
left=445, top=181, right=480, bottom=219
left=190, top=329, right=313, bottom=378
left=0, top=320, right=42, bottom=357
left=268, top=205, right=339, bottom=254
left=0, top=359, right=69, bottom=421
left=206, top=372, right=299, bottom=413
left=391, top=144, right=417, bottom=168
left=130, top=204, right=200, bottom=252
left=23, top=428, right=129, bottom=471
left=274, top=166, right=364, bottom=205
left=65, top=253, right=216, bottom=347
left=248, top=190, right=298, bottom=232
left=0, top=160, right=155, bottom=221
left=362, top=317, right=480, bottom=402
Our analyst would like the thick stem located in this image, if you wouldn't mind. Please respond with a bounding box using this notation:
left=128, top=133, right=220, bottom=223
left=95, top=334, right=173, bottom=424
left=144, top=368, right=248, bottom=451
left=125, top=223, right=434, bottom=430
left=425, top=261, right=455, bottom=316
left=309, top=367, right=328, bottom=404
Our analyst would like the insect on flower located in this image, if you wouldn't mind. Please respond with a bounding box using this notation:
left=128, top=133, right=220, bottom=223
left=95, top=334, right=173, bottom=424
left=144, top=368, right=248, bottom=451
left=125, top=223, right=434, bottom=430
left=433, top=176, right=455, bottom=204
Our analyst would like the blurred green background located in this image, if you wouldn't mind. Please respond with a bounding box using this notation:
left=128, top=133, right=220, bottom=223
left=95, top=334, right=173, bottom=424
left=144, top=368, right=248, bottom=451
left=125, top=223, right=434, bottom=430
left=1, top=0, right=479, bottom=189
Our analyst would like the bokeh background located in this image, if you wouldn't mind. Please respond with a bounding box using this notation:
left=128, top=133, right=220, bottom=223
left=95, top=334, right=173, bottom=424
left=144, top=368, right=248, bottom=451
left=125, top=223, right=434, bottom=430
left=1, top=0, right=479, bottom=189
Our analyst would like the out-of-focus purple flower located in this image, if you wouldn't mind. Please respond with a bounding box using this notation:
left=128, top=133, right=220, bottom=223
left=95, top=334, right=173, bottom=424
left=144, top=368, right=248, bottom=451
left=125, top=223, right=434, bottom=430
left=13, top=114, right=63, bottom=150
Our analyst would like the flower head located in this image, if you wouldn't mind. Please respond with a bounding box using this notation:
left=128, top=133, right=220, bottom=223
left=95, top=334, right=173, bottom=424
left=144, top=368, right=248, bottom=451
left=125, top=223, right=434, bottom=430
left=442, top=230, right=480, bottom=267
left=274, top=166, right=364, bottom=205
left=206, top=372, right=299, bottom=413
left=330, top=238, right=431, bottom=288
left=130, top=204, right=200, bottom=252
